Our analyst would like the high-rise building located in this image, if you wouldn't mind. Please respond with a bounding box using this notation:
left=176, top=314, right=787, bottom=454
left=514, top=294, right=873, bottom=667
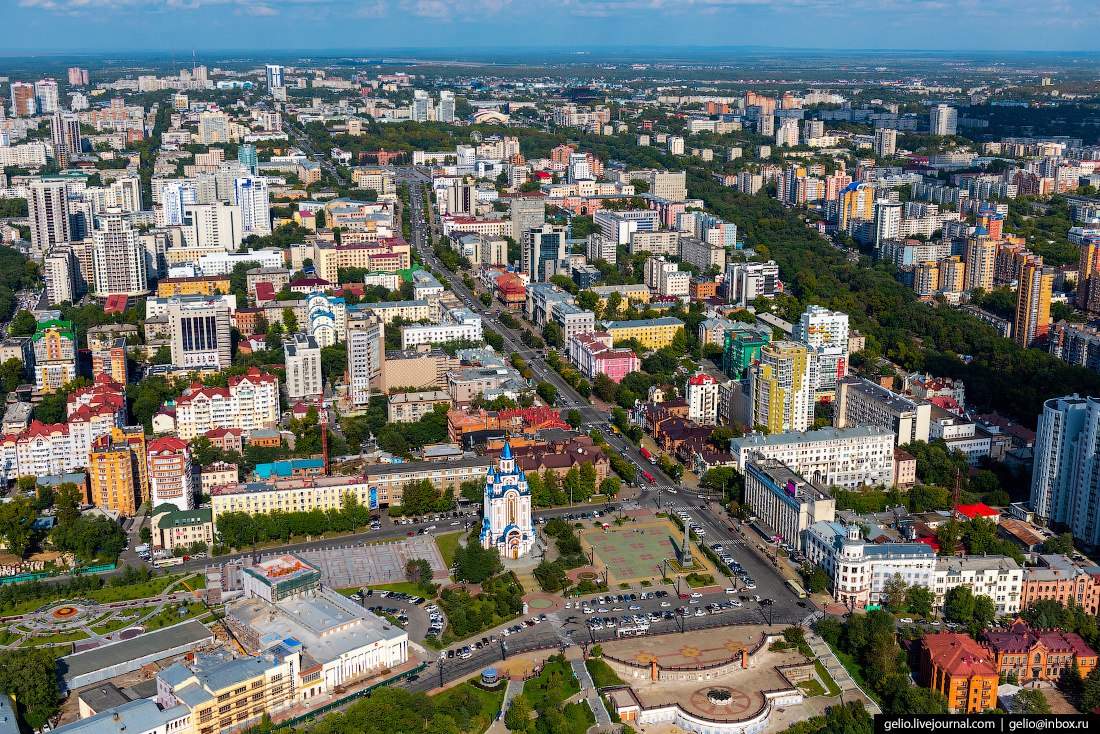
left=91, top=337, right=128, bottom=385
left=838, top=182, right=875, bottom=232
left=199, top=111, right=230, bottom=144
left=775, top=118, right=800, bottom=147
left=167, top=298, right=232, bottom=369
left=44, top=247, right=78, bottom=305
left=793, top=305, right=849, bottom=396
left=67, top=67, right=89, bottom=86
left=686, top=373, right=720, bottom=426
left=91, top=214, right=149, bottom=298
left=1031, top=396, right=1100, bottom=546
left=33, top=79, right=59, bottom=115
left=412, top=90, right=431, bottom=122
left=234, top=177, right=272, bottom=236
left=437, top=91, right=456, bottom=123
left=284, top=333, right=323, bottom=400
left=522, top=225, right=567, bottom=283
left=238, top=144, right=258, bottom=175
left=160, top=181, right=197, bottom=227
left=930, top=104, right=958, bottom=136
left=147, top=437, right=194, bottom=512
left=1077, top=241, right=1100, bottom=314
left=750, top=340, right=815, bottom=434
left=872, top=200, right=902, bottom=248
left=568, top=153, right=592, bottom=183
left=265, top=64, right=284, bottom=91
left=88, top=428, right=147, bottom=517
left=32, top=319, right=77, bottom=392
left=965, top=229, right=997, bottom=292
left=9, top=82, right=35, bottom=117
left=1014, top=261, right=1054, bottom=348
left=667, top=136, right=685, bottom=155
left=347, top=311, right=385, bottom=406
left=50, top=112, right=81, bottom=168
left=873, top=128, right=898, bottom=156
left=27, top=179, right=71, bottom=256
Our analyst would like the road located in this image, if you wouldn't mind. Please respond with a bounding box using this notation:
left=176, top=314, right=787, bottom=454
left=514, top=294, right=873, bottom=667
left=283, top=119, right=346, bottom=186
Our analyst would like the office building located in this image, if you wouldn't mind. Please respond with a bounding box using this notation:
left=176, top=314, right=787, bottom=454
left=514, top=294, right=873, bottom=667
left=930, top=104, right=958, bottom=136
left=284, top=333, right=323, bottom=400
left=730, top=425, right=895, bottom=489
left=744, top=460, right=835, bottom=551
left=27, top=179, right=71, bottom=256
left=1030, top=395, right=1100, bottom=546
left=874, top=128, right=898, bottom=156
left=834, top=377, right=931, bottom=445
left=604, top=317, right=685, bottom=350
left=347, top=311, right=385, bottom=406
left=147, top=437, right=194, bottom=512
left=50, top=112, right=81, bottom=167
left=400, top=308, right=482, bottom=349
left=686, top=372, right=720, bottom=426
left=552, top=302, right=595, bottom=350
left=234, top=176, right=272, bottom=236
left=238, top=144, right=258, bottom=175
left=793, top=305, right=849, bottom=396
left=167, top=297, right=232, bottom=370
left=265, top=64, right=284, bottom=90
left=10, top=82, right=35, bottom=116
left=522, top=224, right=567, bottom=282
left=1014, top=261, right=1054, bottom=348
left=32, top=320, right=77, bottom=393
left=568, top=152, right=592, bottom=182
left=438, top=90, right=456, bottom=123
left=750, top=340, right=814, bottom=434
left=91, top=214, right=149, bottom=299
left=34, top=79, right=59, bottom=114
left=510, top=196, right=546, bottom=243
left=174, top=368, right=280, bottom=440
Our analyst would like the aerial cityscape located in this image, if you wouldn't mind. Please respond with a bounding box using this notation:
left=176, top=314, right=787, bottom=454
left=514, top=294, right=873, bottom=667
left=1, top=16, right=1100, bottom=734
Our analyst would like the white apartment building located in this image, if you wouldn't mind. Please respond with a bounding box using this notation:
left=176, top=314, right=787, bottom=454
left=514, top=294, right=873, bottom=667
left=726, top=261, right=780, bottom=306
left=729, top=425, right=896, bottom=489
left=358, top=300, right=431, bottom=325
left=793, top=305, right=849, bottom=396
left=806, top=522, right=937, bottom=610
left=284, top=333, right=323, bottom=401
left=183, top=201, right=243, bottom=250
left=91, top=213, right=149, bottom=298
left=401, top=309, right=482, bottom=349
left=834, top=377, right=931, bottom=446
left=174, top=368, right=280, bottom=440
left=234, top=176, right=272, bottom=236
left=347, top=311, right=384, bottom=406
left=686, top=373, right=720, bottom=426
left=933, top=556, right=1023, bottom=616
left=745, top=460, right=836, bottom=552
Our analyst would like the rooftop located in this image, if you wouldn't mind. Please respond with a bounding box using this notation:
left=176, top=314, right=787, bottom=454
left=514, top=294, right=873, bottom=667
left=60, top=620, right=214, bottom=687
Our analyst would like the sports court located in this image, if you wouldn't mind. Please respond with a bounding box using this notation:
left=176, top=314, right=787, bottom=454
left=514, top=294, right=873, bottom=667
left=579, top=520, right=704, bottom=585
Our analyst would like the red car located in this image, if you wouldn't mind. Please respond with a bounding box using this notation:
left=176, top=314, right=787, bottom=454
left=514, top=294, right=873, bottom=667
left=678, top=593, right=689, bottom=599
left=406, top=531, right=415, bottom=536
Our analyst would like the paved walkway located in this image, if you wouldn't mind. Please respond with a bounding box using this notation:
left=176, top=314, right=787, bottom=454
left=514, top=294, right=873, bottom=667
left=485, top=679, right=524, bottom=734
left=571, top=658, right=612, bottom=728
left=805, top=629, right=882, bottom=715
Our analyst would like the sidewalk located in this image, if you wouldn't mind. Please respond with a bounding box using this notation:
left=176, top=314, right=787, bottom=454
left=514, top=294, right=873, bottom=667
left=570, top=658, right=612, bottom=728
left=805, top=630, right=882, bottom=715
left=485, top=679, right=524, bottom=734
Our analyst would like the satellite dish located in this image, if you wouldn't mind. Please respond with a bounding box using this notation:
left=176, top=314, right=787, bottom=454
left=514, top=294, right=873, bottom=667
left=470, top=131, right=483, bottom=144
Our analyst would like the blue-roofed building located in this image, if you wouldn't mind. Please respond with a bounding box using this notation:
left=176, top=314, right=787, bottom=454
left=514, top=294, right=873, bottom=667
left=253, top=458, right=325, bottom=481
left=805, top=520, right=936, bottom=610
left=51, top=698, right=191, bottom=734
left=480, top=441, right=536, bottom=559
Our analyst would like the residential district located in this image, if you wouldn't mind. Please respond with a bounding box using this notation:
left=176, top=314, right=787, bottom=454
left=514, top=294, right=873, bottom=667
left=0, top=51, right=1094, bottom=734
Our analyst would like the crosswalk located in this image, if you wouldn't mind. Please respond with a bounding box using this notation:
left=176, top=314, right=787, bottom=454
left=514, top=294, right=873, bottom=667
left=546, top=612, right=573, bottom=647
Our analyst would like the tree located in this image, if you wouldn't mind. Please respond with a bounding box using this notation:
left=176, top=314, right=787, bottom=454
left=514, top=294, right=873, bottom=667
left=536, top=382, right=557, bottom=405
left=566, top=409, right=582, bottom=429
left=405, top=558, right=433, bottom=586
left=802, top=564, right=830, bottom=594
left=504, top=693, right=533, bottom=732
left=935, top=518, right=961, bottom=556
left=905, top=585, right=936, bottom=618
left=709, top=426, right=735, bottom=451
left=1012, top=689, right=1051, bottom=714
left=882, top=574, right=908, bottom=614
left=139, top=526, right=152, bottom=543
left=972, top=594, right=996, bottom=631
left=542, top=321, right=564, bottom=349
left=453, top=533, right=503, bottom=583
left=7, top=311, right=36, bottom=338
left=0, top=498, right=36, bottom=558
left=1082, top=666, right=1100, bottom=713
left=944, top=585, right=975, bottom=623
left=0, top=648, right=59, bottom=729
left=282, top=307, right=299, bottom=333
left=600, top=477, right=621, bottom=497
left=1043, top=532, right=1075, bottom=555
left=0, top=358, right=22, bottom=393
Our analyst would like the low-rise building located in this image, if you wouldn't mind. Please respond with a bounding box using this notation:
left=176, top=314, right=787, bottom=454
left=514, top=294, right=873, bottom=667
left=150, top=504, right=213, bottom=551
left=834, top=377, right=931, bottom=446
left=933, top=556, right=1023, bottom=615
left=1020, top=554, right=1100, bottom=615
left=569, top=332, right=640, bottom=383
left=604, top=317, right=685, bottom=350
left=387, top=390, right=452, bottom=423
left=984, top=619, right=1097, bottom=684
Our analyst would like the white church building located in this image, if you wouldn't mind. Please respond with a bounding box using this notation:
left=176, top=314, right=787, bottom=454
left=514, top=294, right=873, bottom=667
left=480, top=441, right=536, bottom=559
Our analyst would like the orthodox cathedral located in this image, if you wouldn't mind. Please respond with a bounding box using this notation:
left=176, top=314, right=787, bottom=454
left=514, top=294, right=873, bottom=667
left=479, top=441, right=536, bottom=559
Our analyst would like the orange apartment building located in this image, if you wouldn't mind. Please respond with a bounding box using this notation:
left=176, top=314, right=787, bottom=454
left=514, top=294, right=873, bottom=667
left=1020, top=555, right=1100, bottom=615
left=919, top=633, right=999, bottom=713
left=984, top=620, right=1098, bottom=683
left=87, top=427, right=148, bottom=516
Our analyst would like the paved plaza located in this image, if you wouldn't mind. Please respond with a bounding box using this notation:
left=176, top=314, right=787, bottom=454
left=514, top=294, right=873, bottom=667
left=578, top=520, right=712, bottom=586
left=296, top=537, right=448, bottom=589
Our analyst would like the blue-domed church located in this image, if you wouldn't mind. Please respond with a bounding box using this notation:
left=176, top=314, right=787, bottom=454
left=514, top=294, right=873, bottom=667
left=479, top=441, right=535, bottom=559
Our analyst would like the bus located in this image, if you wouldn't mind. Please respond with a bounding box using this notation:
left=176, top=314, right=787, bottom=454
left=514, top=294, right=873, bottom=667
left=609, top=425, right=620, bottom=436
left=640, top=448, right=654, bottom=463
left=786, top=579, right=807, bottom=599
left=154, top=557, right=184, bottom=569
left=641, top=471, right=656, bottom=485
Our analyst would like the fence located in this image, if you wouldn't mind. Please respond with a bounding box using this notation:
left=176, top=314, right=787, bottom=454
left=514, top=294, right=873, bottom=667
left=0, top=563, right=116, bottom=586
left=277, top=663, right=427, bottom=728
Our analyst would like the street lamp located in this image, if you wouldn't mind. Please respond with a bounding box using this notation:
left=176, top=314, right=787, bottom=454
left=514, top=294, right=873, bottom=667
left=437, top=658, right=445, bottom=688
left=499, top=638, right=508, bottom=661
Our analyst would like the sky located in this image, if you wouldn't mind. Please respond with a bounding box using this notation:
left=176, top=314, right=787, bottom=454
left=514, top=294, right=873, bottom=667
left=4, top=0, right=1100, bottom=54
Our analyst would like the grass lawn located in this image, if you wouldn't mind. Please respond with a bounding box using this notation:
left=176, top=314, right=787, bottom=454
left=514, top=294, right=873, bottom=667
left=585, top=658, right=625, bottom=689
left=441, top=681, right=506, bottom=734
left=523, top=658, right=580, bottom=710
left=0, top=572, right=199, bottom=616
left=362, top=581, right=428, bottom=597
left=91, top=613, right=148, bottom=635
left=143, top=602, right=207, bottom=632
left=813, top=658, right=842, bottom=697
left=685, top=573, right=716, bottom=588
left=799, top=679, right=826, bottom=697
left=436, top=531, right=463, bottom=566
left=20, top=629, right=88, bottom=647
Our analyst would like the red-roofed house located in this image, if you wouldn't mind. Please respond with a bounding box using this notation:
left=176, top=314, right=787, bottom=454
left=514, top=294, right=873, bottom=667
left=202, top=427, right=244, bottom=454
left=147, top=437, right=193, bottom=512
left=104, top=294, right=129, bottom=314
left=254, top=281, right=277, bottom=305
left=955, top=503, right=1000, bottom=524
left=984, top=619, right=1098, bottom=683
left=919, top=633, right=999, bottom=712
left=174, top=367, right=280, bottom=440
left=289, top=278, right=332, bottom=294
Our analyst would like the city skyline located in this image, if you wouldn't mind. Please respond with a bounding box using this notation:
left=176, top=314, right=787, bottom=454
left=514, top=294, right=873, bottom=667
left=7, top=0, right=1100, bottom=54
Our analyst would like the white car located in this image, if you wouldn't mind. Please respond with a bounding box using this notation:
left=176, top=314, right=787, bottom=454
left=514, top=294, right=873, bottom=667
left=660, top=601, right=671, bottom=607
left=730, top=600, right=743, bottom=608
left=725, top=588, right=737, bottom=595
left=583, top=607, right=595, bottom=614
left=743, top=582, right=756, bottom=590
left=901, top=617, right=914, bottom=624
left=690, top=592, right=703, bottom=598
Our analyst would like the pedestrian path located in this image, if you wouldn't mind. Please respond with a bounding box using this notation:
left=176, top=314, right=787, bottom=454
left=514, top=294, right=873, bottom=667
left=805, top=630, right=882, bottom=715
left=571, top=659, right=612, bottom=728
left=512, top=568, right=540, bottom=594
left=484, top=679, right=523, bottom=734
